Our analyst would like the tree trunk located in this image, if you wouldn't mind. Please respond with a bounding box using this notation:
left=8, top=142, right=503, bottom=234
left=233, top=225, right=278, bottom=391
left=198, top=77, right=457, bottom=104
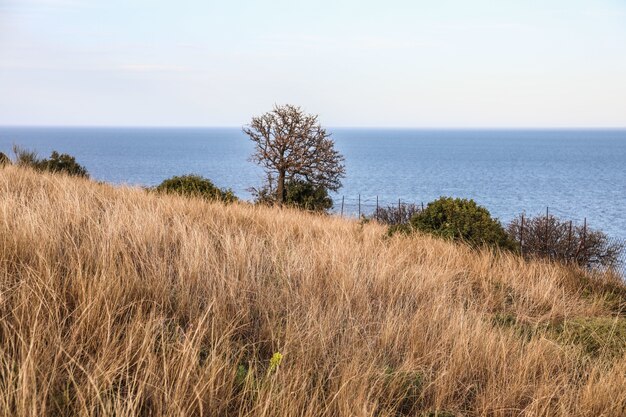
left=276, top=170, right=286, bottom=204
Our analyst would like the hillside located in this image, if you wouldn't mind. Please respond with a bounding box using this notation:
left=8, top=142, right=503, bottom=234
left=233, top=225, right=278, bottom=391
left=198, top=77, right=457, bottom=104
left=0, top=166, right=625, bottom=417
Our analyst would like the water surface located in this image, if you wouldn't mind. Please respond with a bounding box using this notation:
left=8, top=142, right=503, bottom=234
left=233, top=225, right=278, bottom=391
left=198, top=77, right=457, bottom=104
left=1, top=127, right=624, bottom=238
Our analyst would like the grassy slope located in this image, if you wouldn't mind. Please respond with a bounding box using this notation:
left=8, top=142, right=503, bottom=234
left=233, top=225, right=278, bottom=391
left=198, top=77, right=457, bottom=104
left=0, top=166, right=625, bottom=417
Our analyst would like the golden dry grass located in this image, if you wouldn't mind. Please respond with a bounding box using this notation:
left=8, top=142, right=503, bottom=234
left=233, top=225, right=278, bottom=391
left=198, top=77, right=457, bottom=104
left=0, top=166, right=625, bottom=417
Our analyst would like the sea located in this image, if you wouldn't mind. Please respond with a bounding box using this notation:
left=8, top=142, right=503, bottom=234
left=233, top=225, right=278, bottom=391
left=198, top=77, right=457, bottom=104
left=1, top=127, right=625, bottom=239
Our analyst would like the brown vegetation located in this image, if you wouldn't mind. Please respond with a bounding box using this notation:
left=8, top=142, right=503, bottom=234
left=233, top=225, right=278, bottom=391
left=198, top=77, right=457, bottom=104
left=0, top=166, right=624, bottom=416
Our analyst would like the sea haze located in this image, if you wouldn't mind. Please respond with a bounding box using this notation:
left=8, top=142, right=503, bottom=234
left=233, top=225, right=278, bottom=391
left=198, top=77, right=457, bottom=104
left=1, top=127, right=625, bottom=238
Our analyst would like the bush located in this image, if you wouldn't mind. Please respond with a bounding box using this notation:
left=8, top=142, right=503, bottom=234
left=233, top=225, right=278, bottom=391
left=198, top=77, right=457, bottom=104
left=373, top=202, right=421, bottom=225
left=408, top=197, right=516, bottom=250
left=12, top=145, right=40, bottom=167
left=39, top=151, right=89, bottom=177
left=253, top=179, right=333, bottom=212
left=0, top=152, right=10, bottom=167
left=154, top=174, right=236, bottom=203
left=507, top=213, right=623, bottom=270
left=12, top=145, right=89, bottom=177
left=284, top=179, right=332, bottom=212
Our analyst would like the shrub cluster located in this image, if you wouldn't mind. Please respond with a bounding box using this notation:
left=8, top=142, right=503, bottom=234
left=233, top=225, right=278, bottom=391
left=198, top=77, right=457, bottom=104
left=507, top=213, right=623, bottom=270
left=253, top=179, right=333, bottom=212
left=382, top=197, right=623, bottom=274
left=154, top=174, right=236, bottom=203
left=284, top=179, right=332, bottom=212
left=397, top=197, right=516, bottom=250
left=12, top=146, right=89, bottom=177
left=373, top=202, right=421, bottom=225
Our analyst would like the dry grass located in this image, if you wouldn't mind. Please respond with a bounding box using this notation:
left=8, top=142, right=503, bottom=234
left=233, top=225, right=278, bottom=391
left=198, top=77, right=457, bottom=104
left=0, top=166, right=625, bottom=417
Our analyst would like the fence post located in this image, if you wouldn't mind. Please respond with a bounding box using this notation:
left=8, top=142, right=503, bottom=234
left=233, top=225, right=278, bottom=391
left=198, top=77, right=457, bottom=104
left=341, top=196, right=344, bottom=217
left=519, top=214, right=524, bottom=256
left=421, top=202, right=424, bottom=211
left=358, top=194, right=361, bottom=218
left=376, top=196, right=379, bottom=221
left=545, top=207, right=550, bottom=258
left=567, top=220, right=573, bottom=261
left=582, top=217, right=587, bottom=266
left=398, top=198, right=401, bottom=223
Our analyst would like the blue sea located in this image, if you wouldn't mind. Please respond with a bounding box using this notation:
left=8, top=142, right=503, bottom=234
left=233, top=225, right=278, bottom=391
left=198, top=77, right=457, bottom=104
left=1, top=127, right=625, bottom=238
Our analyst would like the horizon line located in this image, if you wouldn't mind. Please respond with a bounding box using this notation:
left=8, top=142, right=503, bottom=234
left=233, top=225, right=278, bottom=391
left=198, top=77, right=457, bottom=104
left=1, top=125, right=626, bottom=131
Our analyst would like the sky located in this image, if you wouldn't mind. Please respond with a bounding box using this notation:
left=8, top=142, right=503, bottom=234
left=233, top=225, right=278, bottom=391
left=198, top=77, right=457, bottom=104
left=1, top=0, right=625, bottom=127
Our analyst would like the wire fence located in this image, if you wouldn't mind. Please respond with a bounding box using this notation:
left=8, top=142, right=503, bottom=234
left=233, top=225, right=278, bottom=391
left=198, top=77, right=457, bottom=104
left=333, top=195, right=626, bottom=278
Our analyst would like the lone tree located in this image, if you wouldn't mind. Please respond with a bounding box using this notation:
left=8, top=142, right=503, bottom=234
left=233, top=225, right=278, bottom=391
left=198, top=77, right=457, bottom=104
left=243, top=104, right=345, bottom=205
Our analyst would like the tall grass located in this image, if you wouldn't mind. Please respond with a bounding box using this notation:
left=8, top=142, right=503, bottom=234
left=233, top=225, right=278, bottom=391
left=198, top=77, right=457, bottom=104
left=0, top=166, right=624, bottom=417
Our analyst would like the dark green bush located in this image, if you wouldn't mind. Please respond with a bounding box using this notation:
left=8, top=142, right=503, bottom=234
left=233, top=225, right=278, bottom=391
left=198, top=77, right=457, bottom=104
left=408, top=197, right=516, bottom=250
left=284, top=179, right=333, bottom=212
left=12, top=145, right=88, bottom=177
left=39, top=151, right=89, bottom=177
left=253, top=178, right=333, bottom=212
left=154, top=174, right=236, bottom=203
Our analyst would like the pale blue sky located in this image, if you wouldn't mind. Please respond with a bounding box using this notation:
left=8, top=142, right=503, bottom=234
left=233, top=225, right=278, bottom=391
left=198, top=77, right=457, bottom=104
left=1, top=0, right=625, bottom=127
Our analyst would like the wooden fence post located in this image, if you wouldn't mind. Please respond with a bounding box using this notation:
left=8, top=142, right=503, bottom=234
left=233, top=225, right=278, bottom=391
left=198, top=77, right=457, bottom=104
left=341, top=196, right=344, bottom=217
left=545, top=207, right=550, bottom=257
left=582, top=217, right=587, bottom=264
left=519, top=214, right=524, bottom=256
left=568, top=220, right=573, bottom=261
left=376, top=196, right=379, bottom=221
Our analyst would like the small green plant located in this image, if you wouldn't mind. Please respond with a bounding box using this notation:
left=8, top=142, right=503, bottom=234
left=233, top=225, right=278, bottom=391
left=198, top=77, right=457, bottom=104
left=235, top=363, right=249, bottom=386
left=268, top=352, right=283, bottom=374
left=154, top=174, right=236, bottom=203
left=408, top=197, right=516, bottom=250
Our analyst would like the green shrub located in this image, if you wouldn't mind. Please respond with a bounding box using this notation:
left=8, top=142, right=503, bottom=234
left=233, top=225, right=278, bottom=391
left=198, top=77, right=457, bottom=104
left=12, top=145, right=88, bottom=177
left=154, top=174, right=236, bottom=203
left=253, top=178, right=333, bottom=212
left=39, top=151, right=89, bottom=177
left=284, top=179, right=333, bottom=212
left=408, top=197, right=516, bottom=250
